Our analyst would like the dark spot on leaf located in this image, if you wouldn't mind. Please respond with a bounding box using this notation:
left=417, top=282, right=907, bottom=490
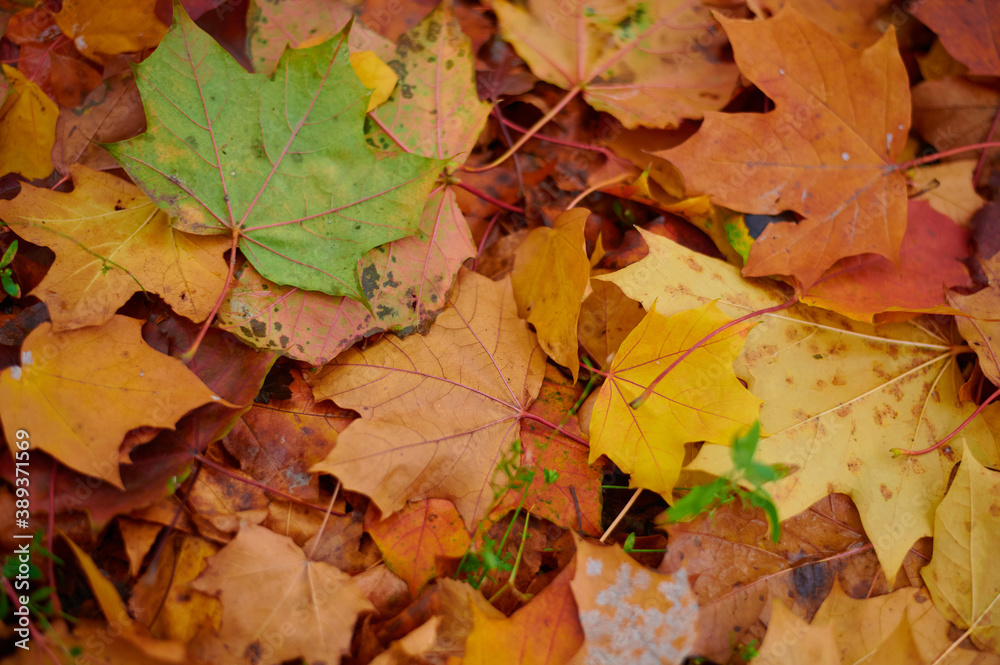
left=793, top=564, right=829, bottom=601
left=243, top=642, right=263, bottom=664
left=272, top=322, right=282, bottom=331
left=375, top=304, right=396, bottom=319
left=426, top=20, right=441, bottom=42
left=361, top=264, right=380, bottom=301
left=250, top=320, right=266, bottom=337
left=279, top=334, right=289, bottom=347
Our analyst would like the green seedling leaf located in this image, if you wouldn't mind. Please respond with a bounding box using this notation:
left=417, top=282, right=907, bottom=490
left=0, top=239, right=17, bottom=269
left=666, top=477, right=728, bottom=523
left=107, top=7, right=441, bottom=300
left=749, top=490, right=782, bottom=542
left=2, top=271, right=20, bottom=298
left=731, top=420, right=761, bottom=469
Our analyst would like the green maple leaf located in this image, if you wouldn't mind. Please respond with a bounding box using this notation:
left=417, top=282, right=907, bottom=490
left=107, top=8, right=441, bottom=300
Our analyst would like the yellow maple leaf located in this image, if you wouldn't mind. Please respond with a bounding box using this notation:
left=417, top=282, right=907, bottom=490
left=588, top=301, right=760, bottom=496
left=0, top=65, right=57, bottom=180
left=511, top=207, right=591, bottom=382
left=0, top=165, right=230, bottom=331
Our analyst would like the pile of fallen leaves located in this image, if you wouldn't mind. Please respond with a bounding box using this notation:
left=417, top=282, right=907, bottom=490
left=1, top=0, right=1000, bottom=663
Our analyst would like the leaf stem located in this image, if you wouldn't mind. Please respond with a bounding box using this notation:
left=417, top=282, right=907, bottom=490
left=473, top=211, right=501, bottom=272
left=930, top=589, right=1000, bottom=665
left=894, top=142, right=1000, bottom=170
left=974, top=104, right=1000, bottom=184
left=462, top=85, right=583, bottom=173
left=891, top=386, right=1000, bottom=457
left=454, top=180, right=524, bottom=214
left=520, top=412, right=590, bottom=449
left=629, top=297, right=799, bottom=409
left=497, top=116, right=626, bottom=162
left=181, top=230, right=240, bottom=362
left=565, top=173, right=630, bottom=210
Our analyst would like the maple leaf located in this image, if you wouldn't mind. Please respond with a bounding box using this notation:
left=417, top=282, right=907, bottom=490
left=589, top=301, right=760, bottom=497
left=107, top=7, right=441, bottom=299
left=658, top=5, right=911, bottom=290
left=130, top=533, right=222, bottom=644
left=491, top=0, right=739, bottom=128
left=465, top=561, right=584, bottom=665
left=605, top=229, right=995, bottom=577
left=191, top=522, right=373, bottom=663
left=309, top=268, right=546, bottom=528
left=922, top=449, right=1000, bottom=652
left=62, top=534, right=186, bottom=661
left=55, top=0, right=169, bottom=61
left=512, top=208, right=591, bottom=381
left=0, top=165, right=230, bottom=331
left=0, top=316, right=228, bottom=487
left=911, top=0, right=1000, bottom=76
left=800, top=200, right=975, bottom=322
left=367, top=498, right=472, bottom=595
left=571, top=536, right=698, bottom=664
left=0, top=65, right=57, bottom=179
left=218, top=5, right=485, bottom=360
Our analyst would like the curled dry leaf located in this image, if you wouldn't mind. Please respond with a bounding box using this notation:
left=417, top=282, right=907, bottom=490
left=0, top=65, right=57, bottom=180
left=512, top=208, right=591, bottom=381
left=55, top=0, right=169, bottom=60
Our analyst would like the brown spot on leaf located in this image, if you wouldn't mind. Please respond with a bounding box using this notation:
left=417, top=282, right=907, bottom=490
left=880, top=484, right=892, bottom=500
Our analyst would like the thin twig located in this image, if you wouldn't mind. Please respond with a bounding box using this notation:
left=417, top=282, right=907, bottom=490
left=930, top=591, right=1000, bottom=665
left=600, top=488, right=642, bottom=542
